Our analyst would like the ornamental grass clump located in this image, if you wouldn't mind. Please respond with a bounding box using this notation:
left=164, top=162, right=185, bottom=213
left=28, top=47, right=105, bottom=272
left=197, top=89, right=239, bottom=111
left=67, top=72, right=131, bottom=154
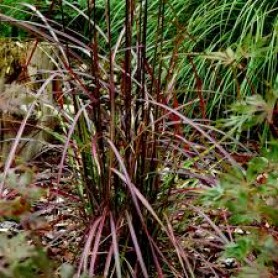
left=5, top=0, right=278, bottom=277
left=0, top=1, right=238, bottom=276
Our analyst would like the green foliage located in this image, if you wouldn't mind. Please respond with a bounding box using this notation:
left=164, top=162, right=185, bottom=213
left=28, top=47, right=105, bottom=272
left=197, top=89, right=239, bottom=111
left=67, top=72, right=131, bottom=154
left=223, top=234, right=278, bottom=277
left=224, top=234, right=278, bottom=263
left=0, top=0, right=87, bottom=38
left=221, top=74, right=278, bottom=140
left=0, top=168, right=44, bottom=219
left=0, top=0, right=34, bottom=37
left=201, top=144, right=278, bottom=276
left=202, top=154, right=278, bottom=225
left=0, top=168, right=53, bottom=277
left=182, top=0, right=278, bottom=119
left=0, top=233, right=52, bottom=278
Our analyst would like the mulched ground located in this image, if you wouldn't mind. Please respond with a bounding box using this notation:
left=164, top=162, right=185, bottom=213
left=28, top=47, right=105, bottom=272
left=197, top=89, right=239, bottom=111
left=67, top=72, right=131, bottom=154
left=2, top=147, right=277, bottom=277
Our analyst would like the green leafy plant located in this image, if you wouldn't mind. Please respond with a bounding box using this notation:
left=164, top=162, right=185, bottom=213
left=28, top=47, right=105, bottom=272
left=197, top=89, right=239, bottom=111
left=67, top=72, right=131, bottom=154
left=0, top=233, right=51, bottom=278
left=0, top=167, right=53, bottom=277
left=222, top=74, right=278, bottom=141
left=201, top=143, right=278, bottom=276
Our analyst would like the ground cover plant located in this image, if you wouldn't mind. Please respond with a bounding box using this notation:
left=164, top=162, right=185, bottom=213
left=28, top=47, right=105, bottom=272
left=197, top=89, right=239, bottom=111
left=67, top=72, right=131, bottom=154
left=0, top=0, right=277, bottom=277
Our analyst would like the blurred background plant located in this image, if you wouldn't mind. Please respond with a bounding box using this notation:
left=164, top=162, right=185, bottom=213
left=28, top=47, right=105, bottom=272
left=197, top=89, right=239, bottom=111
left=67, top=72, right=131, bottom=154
left=0, top=167, right=53, bottom=278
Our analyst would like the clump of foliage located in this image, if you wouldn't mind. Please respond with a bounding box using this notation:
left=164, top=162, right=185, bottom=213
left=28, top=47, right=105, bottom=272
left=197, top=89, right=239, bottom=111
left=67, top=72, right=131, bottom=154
left=0, top=0, right=88, bottom=38
left=0, top=168, right=53, bottom=278
left=222, top=74, right=278, bottom=143
left=0, top=233, right=51, bottom=278
left=201, top=142, right=278, bottom=277
left=0, top=0, right=34, bottom=37
left=101, top=0, right=278, bottom=122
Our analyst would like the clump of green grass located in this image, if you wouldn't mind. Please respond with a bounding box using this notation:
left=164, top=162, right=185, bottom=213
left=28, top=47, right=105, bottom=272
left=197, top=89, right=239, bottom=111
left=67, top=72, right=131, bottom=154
left=98, top=0, right=278, bottom=124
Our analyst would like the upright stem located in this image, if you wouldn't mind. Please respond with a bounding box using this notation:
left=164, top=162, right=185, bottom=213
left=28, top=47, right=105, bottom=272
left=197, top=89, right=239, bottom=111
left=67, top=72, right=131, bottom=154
left=124, top=0, right=133, bottom=175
